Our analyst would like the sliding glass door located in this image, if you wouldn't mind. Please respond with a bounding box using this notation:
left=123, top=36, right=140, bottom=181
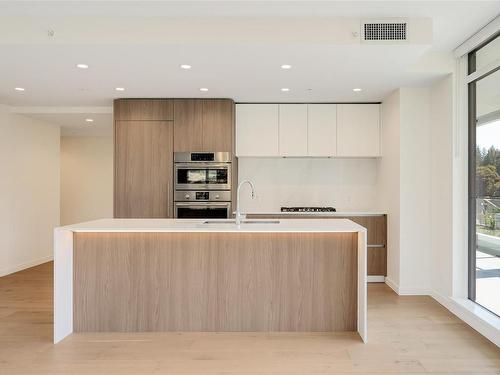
left=468, top=34, right=500, bottom=316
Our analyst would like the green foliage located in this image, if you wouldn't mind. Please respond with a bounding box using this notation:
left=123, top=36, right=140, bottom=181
left=484, top=213, right=496, bottom=230
left=476, top=146, right=500, bottom=197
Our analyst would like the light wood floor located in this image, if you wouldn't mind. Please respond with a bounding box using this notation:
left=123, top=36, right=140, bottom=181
left=0, top=262, right=498, bottom=375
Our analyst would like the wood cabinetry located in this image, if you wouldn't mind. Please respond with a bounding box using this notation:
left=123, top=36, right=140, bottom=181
left=173, top=99, right=203, bottom=152
left=236, top=104, right=279, bottom=157
left=114, top=99, right=173, bottom=121
left=173, top=99, right=234, bottom=152
left=336, top=215, right=386, bottom=276
left=247, top=213, right=387, bottom=277
left=114, top=120, right=173, bottom=218
left=201, top=99, right=234, bottom=152
left=114, top=98, right=236, bottom=219
left=337, top=104, right=380, bottom=157
left=279, top=104, right=308, bottom=156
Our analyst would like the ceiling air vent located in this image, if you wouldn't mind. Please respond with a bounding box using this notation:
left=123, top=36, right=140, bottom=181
left=362, top=21, right=408, bottom=42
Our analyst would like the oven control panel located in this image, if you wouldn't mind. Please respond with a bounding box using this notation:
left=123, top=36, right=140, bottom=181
left=175, top=191, right=231, bottom=202
left=195, top=192, right=209, bottom=200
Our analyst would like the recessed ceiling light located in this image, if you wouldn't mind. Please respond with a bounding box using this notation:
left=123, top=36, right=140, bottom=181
left=281, top=88, right=290, bottom=92
left=14, top=87, right=25, bottom=91
left=76, top=64, right=89, bottom=69
left=115, top=87, right=125, bottom=91
left=85, top=118, right=94, bottom=123
left=199, top=87, right=209, bottom=92
left=180, top=64, right=192, bottom=70
left=281, top=64, right=292, bottom=69
left=353, top=88, right=363, bottom=92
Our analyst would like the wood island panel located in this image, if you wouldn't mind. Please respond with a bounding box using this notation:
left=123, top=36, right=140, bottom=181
left=73, top=232, right=357, bottom=332
left=247, top=214, right=387, bottom=276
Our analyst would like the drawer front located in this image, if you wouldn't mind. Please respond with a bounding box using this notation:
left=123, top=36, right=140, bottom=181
left=367, top=247, right=386, bottom=276
left=335, top=216, right=386, bottom=245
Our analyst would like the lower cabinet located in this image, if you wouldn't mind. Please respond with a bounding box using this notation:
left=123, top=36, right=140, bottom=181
left=114, top=120, right=174, bottom=218
left=247, top=214, right=387, bottom=277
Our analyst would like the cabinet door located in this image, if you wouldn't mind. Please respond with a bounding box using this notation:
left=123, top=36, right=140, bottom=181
left=173, top=99, right=203, bottom=152
left=307, top=104, right=337, bottom=157
left=337, top=104, right=380, bottom=157
left=279, top=104, right=308, bottom=156
left=114, top=99, right=173, bottom=121
left=340, top=215, right=387, bottom=276
left=202, top=99, right=233, bottom=152
left=236, top=104, right=279, bottom=157
left=114, top=120, right=173, bottom=218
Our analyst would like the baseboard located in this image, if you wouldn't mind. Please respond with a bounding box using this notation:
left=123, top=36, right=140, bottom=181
left=431, top=290, right=500, bottom=347
left=384, top=278, right=430, bottom=295
left=0, top=255, right=53, bottom=277
left=397, top=286, right=431, bottom=295
left=367, top=275, right=385, bottom=282
left=384, top=277, right=399, bottom=294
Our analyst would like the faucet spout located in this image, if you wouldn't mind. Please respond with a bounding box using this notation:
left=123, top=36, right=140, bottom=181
left=235, top=180, right=256, bottom=226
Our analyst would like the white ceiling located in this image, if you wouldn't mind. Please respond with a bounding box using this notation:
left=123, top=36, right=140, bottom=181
left=0, top=1, right=499, bottom=135
left=27, top=112, right=114, bottom=137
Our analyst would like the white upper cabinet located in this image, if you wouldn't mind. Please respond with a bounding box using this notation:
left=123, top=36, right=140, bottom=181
left=337, top=104, right=380, bottom=157
left=236, top=103, right=380, bottom=158
left=307, top=104, right=337, bottom=157
left=279, top=104, right=308, bottom=156
left=236, top=104, right=279, bottom=157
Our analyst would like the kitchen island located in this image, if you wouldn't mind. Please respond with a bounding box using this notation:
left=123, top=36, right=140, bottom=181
left=54, top=218, right=367, bottom=343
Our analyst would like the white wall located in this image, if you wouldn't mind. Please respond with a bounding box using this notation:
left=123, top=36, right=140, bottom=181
left=0, top=105, right=60, bottom=276
left=399, top=87, right=432, bottom=293
left=378, top=90, right=401, bottom=287
left=60, top=136, right=113, bottom=225
left=430, top=75, right=454, bottom=297
left=378, top=85, right=441, bottom=294
left=237, top=158, right=379, bottom=212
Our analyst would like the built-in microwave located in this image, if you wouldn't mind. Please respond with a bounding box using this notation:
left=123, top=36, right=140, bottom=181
left=173, top=152, right=232, bottom=219
left=174, top=152, right=231, bottom=191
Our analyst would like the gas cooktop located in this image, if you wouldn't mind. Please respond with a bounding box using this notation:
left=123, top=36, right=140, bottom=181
left=280, top=207, right=337, bottom=213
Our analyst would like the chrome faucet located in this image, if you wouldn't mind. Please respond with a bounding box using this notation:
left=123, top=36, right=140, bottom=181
left=235, top=180, right=256, bottom=226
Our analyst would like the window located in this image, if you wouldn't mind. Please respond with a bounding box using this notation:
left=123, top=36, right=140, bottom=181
left=468, top=34, right=500, bottom=317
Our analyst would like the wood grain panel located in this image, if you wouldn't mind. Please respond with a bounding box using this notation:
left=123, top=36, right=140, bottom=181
left=248, top=215, right=386, bottom=245
left=173, top=99, right=203, bottom=152
left=73, top=232, right=357, bottom=332
left=114, top=99, right=173, bottom=121
left=367, top=247, right=386, bottom=276
left=114, top=120, right=173, bottom=218
left=247, top=214, right=387, bottom=276
left=201, top=99, right=234, bottom=152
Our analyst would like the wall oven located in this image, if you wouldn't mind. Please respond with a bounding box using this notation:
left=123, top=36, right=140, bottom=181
left=174, top=152, right=232, bottom=219
left=174, top=152, right=231, bottom=191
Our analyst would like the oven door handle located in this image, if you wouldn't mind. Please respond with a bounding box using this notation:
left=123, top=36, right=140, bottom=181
left=174, top=163, right=230, bottom=169
left=174, top=202, right=230, bottom=207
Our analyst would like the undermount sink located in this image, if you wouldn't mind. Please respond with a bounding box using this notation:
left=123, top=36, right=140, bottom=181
left=202, top=219, right=280, bottom=225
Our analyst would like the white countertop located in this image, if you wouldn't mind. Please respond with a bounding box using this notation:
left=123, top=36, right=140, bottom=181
left=58, top=218, right=366, bottom=233
left=247, top=211, right=385, bottom=217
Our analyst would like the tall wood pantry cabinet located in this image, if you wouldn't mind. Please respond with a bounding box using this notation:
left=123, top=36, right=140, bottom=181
left=114, top=98, right=235, bottom=219
left=114, top=99, right=174, bottom=218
